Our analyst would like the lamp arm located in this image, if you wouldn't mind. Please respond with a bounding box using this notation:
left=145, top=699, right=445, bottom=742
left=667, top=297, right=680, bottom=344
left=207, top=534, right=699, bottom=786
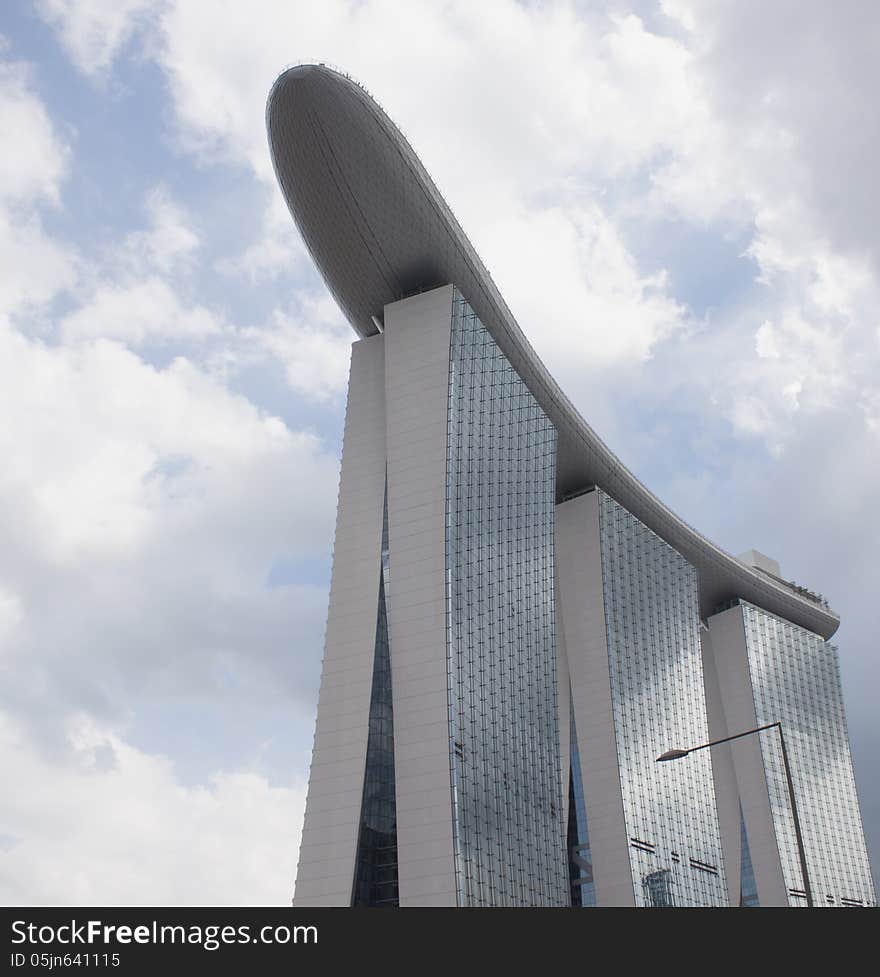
left=685, top=721, right=781, bottom=755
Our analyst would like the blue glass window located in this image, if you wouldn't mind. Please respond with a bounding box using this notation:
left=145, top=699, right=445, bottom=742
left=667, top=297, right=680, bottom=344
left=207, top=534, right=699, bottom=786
left=739, top=804, right=759, bottom=907
left=740, top=602, right=876, bottom=907
left=445, top=289, right=568, bottom=906
left=598, top=490, right=728, bottom=906
left=352, top=491, right=398, bottom=906
left=568, top=690, right=595, bottom=907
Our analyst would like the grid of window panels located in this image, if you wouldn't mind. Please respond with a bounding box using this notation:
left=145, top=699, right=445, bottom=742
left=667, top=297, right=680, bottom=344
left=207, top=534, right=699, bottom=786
left=740, top=602, right=876, bottom=907
left=597, top=490, right=729, bottom=906
left=351, top=489, right=398, bottom=906
left=739, top=804, right=760, bottom=906
left=568, top=689, right=595, bottom=907
left=445, top=289, right=568, bottom=906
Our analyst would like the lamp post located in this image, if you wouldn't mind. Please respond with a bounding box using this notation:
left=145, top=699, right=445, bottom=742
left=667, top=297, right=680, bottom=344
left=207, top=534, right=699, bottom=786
left=657, top=721, right=814, bottom=908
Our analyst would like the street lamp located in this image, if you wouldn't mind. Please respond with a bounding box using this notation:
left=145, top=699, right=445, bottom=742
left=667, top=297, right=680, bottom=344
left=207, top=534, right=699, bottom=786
left=656, top=720, right=814, bottom=908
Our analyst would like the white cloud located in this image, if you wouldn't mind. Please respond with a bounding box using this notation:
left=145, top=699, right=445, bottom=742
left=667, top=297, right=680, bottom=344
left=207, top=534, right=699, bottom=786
left=483, top=201, right=687, bottom=377
left=0, top=58, right=68, bottom=206
left=0, top=712, right=305, bottom=905
left=0, top=320, right=337, bottom=566
left=0, top=60, right=339, bottom=796
left=754, top=320, right=779, bottom=359
left=864, top=391, right=880, bottom=436
left=0, top=586, right=24, bottom=653
left=217, top=191, right=307, bottom=282
left=0, top=56, right=76, bottom=319
left=0, top=311, right=339, bottom=766
left=57, top=188, right=213, bottom=347
left=0, top=212, right=77, bottom=319
left=664, top=0, right=880, bottom=271
left=124, top=185, right=201, bottom=273
left=253, top=293, right=352, bottom=402
left=653, top=0, right=880, bottom=445
left=61, top=277, right=220, bottom=346
left=35, top=0, right=156, bottom=77
left=0, top=38, right=336, bottom=901
left=706, top=228, right=880, bottom=443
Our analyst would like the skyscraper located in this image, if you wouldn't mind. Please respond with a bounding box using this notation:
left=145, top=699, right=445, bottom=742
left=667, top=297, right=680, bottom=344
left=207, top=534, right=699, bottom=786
left=703, top=587, right=875, bottom=907
left=267, top=64, right=875, bottom=908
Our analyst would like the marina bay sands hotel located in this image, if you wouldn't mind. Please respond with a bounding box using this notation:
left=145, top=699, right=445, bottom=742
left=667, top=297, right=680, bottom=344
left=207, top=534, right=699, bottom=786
left=267, top=64, right=875, bottom=908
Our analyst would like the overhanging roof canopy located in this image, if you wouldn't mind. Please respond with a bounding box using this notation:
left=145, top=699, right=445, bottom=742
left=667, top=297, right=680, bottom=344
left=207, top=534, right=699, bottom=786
left=267, top=63, right=839, bottom=639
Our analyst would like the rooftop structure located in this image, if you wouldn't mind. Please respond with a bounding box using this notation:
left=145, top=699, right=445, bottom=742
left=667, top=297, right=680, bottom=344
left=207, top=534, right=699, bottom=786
left=267, top=63, right=839, bottom=640
left=267, top=64, right=872, bottom=908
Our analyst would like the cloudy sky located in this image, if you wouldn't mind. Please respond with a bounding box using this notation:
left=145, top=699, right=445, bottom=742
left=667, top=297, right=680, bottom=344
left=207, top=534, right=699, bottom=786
left=1, top=0, right=878, bottom=905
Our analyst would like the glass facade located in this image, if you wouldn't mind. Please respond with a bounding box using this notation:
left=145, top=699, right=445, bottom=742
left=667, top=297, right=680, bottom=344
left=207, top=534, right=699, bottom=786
left=739, top=804, right=759, bottom=907
left=740, top=601, right=876, bottom=907
left=567, top=690, right=595, bottom=907
left=597, top=489, right=728, bottom=906
left=445, top=289, right=568, bottom=907
left=352, top=490, right=399, bottom=906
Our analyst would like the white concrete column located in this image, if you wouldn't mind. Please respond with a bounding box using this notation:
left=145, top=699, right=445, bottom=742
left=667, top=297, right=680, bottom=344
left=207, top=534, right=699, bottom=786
left=293, top=333, right=387, bottom=906
left=555, top=491, right=635, bottom=907
left=701, top=626, right=743, bottom=905
left=707, top=605, right=789, bottom=906
left=383, top=285, right=458, bottom=907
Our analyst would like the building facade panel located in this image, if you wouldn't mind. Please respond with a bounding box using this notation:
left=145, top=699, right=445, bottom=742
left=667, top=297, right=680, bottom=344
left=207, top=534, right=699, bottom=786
left=383, top=284, right=458, bottom=907
left=598, top=490, right=728, bottom=907
left=739, top=602, right=876, bottom=907
left=445, top=289, right=568, bottom=907
left=558, top=490, right=729, bottom=907
left=698, top=628, right=745, bottom=904
left=293, top=334, right=388, bottom=907
left=704, top=607, right=789, bottom=905
left=556, top=491, right=634, bottom=907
